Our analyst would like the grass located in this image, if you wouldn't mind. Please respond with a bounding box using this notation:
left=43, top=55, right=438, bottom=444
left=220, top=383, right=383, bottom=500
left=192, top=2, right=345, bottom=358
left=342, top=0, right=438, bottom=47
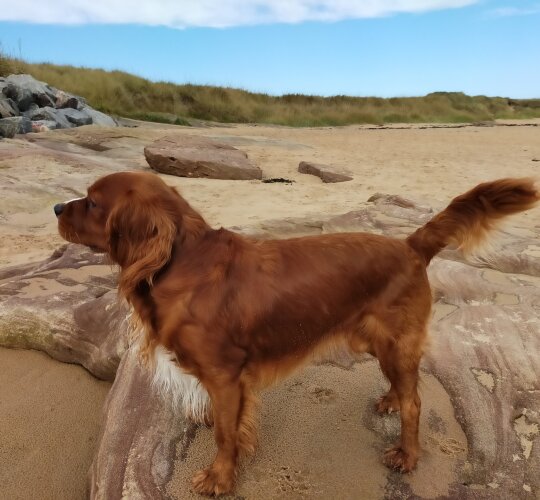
left=2, top=54, right=540, bottom=126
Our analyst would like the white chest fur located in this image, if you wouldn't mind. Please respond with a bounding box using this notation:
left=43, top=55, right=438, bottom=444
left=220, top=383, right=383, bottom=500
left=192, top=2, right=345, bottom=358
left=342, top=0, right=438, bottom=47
left=151, top=345, right=211, bottom=424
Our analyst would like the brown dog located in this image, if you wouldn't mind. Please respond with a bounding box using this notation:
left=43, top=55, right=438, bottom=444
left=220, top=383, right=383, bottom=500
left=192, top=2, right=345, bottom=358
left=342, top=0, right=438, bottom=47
left=54, top=172, right=538, bottom=496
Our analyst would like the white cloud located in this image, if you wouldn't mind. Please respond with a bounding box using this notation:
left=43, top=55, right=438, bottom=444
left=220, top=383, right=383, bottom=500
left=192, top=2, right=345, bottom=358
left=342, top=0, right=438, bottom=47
left=0, top=0, right=479, bottom=28
left=491, top=4, right=540, bottom=17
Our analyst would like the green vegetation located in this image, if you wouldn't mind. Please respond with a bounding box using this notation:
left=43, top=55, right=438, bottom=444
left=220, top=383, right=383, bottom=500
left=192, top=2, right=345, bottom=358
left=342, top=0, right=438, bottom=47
left=2, top=54, right=540, bottom=126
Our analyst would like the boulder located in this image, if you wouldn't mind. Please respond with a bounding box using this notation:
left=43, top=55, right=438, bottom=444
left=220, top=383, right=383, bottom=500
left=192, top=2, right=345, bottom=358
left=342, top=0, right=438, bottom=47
left=80, top=105, right=118, bottom=127
left=144, top=135, right=262, bottom=180
left=5, top=73, right=56, bottom=108
left=298, top=161, right=353, bottom=183
left=0, top=116, right=32, bottom=138
left=22, top=102, right=40, bottom=117
left=59, top=107, right=93, bottom=126
left=55, top=90, right=86, bottom=110
left=0, top=97, right=19, bottom=118
left=28, top=106, right=73, bottom=129
left=3, top=82, right=34, bottom=111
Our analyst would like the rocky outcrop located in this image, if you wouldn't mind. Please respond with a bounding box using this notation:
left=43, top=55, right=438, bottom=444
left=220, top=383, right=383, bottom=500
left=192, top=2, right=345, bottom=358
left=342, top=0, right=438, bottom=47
left=0, top=245, right=127, bottom=380
left=144, top=135, right=262, bottom=180
left=0, top=74, right=117, bottom=138
left=89, top=345, right=188, bottom=499
left=298, top=160, right=353, bottom=183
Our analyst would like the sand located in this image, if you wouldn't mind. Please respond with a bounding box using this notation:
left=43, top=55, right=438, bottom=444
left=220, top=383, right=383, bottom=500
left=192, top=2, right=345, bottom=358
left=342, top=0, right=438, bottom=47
left=0, top=347, right=110, bottom=500
left=0, top=120, right=539, bottom=498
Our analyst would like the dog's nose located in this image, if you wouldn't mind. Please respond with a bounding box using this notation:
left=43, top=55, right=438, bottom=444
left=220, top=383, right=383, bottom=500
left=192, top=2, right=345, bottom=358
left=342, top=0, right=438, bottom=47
left=54, top=203, right=65, bottom=217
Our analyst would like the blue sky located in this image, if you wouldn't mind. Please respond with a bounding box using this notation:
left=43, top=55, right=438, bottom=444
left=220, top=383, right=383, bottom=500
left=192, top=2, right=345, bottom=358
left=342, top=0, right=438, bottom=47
left=0, top=0, right=539, bottom=98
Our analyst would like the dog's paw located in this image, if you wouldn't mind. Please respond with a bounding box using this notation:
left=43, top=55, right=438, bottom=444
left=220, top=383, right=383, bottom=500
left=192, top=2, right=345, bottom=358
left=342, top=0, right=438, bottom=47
left=375, top=394, right=400, bottom=414
left=191, top=467, right=234, bottom=496
left=382, top=446, right=418, bottom=473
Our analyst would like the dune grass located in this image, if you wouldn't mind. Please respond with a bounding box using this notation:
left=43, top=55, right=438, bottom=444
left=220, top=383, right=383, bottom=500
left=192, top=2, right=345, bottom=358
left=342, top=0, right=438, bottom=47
left=2, top=55, right=540, bottom=126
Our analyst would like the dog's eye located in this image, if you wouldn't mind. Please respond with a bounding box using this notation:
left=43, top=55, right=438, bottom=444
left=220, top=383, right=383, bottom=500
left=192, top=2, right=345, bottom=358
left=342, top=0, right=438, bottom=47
left=87, top=198, right=97, bottom=209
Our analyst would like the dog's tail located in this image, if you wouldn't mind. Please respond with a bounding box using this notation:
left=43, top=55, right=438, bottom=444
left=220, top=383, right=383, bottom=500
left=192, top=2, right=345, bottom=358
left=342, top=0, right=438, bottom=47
left=406, top=178, right=539, bottom=264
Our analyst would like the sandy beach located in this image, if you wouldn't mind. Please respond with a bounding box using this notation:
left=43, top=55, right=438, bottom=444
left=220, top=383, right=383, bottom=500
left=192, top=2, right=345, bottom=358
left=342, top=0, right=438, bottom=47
left=1, top=120, right=539, bottom=499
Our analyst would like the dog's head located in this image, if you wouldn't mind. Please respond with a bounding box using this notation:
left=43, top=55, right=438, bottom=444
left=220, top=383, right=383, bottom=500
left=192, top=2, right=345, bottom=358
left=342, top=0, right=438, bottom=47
left=55, top=171, right=207, bottom=295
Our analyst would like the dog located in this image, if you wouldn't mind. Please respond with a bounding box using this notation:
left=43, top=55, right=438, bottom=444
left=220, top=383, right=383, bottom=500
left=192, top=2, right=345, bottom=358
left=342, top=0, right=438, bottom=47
left=54, top=172, right=538, bottom=496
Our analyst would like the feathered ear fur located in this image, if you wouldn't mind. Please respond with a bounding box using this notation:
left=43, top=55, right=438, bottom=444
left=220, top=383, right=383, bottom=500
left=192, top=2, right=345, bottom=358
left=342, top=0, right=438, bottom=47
left=106, top=191, right=177, bottom=300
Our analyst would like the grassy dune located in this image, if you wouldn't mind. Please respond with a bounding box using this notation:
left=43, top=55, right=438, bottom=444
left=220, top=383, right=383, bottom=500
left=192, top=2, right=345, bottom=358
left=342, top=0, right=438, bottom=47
left=2, top=55, right=540, bottom=126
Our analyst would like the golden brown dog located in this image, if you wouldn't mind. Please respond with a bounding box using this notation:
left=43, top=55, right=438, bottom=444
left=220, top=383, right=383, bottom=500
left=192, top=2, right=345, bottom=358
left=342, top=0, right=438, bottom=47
left=54, top=172, right=538, bottom=496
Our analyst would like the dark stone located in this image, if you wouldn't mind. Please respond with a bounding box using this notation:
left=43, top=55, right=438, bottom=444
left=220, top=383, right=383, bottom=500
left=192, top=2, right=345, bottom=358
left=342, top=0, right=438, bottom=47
left=58, top=108, right=93, bottom=126
left=0, top=97, right=19, bottom=118
left=3, top=83, right=34, bottom=111
left=22, top=102, right=39, bottom=117
left=0, top=116, right=32, bottom=137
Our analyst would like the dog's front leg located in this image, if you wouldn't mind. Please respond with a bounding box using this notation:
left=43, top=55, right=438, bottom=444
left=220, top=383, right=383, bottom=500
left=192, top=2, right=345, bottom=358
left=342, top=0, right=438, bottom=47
left=191, top=376, right=241, bottom=496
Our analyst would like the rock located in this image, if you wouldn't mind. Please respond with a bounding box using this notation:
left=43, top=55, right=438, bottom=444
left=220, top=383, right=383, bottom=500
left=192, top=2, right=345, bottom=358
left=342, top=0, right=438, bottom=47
left=5, top=74, right=56, bottom=108
left=28, top=106, right=73, bottom=129
left=0, top=116, right=32, bottom=137
left=55, top=90, right=85, bottom=110
left=22, top=102, right=40, bottom=117
left=0, top=97, right=19, bottom=118
left=0, top=244, right=128, bottom=380
left=0, top=74, right=116, bottom=134
left=298, top=161, right=353, bottom=183
left=89, top=345, right=187, bottom=499
left=58, top=107, right=93, bottom=126
left=31, top=119, right=59, bottom=132
left=80, top=105, right=118, bottom=127
left=2, top=83, right=34, bottom=111
left=144, top=135, right=262, bottom=180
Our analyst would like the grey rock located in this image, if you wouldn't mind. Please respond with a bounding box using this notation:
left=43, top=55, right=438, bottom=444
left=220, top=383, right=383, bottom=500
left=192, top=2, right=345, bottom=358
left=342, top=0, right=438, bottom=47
left=58, top=107, right=93, bottom=126
left=3, top=83, right=34, bottom=111
left=0, top=116, right=31, bottom=137
left=79, top=105, right=117, bottom=127
left=144, top=135, right=262, bottom=180
left=298, top=161, right=353, bottom=183
left=22, top=102, right=40, bottom=117
left=28, top=106, right=73, bottom=129
left=5, top=73, right=56, bottom=108
left=0, top=97, right=19, bottom=118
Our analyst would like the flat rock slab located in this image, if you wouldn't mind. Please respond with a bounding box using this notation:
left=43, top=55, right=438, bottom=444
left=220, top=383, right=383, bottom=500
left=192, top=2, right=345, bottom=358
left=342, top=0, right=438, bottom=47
left=0, top=244, right=127, bottom=380
left=298, top=160, right=353, bottom=183
left=144, top=135, right=262, bottom=180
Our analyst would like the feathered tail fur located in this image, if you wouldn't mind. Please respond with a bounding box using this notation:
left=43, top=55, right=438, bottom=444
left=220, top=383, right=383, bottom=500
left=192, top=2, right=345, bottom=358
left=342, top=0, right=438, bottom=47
left=406, top=178, right=539, bottom=263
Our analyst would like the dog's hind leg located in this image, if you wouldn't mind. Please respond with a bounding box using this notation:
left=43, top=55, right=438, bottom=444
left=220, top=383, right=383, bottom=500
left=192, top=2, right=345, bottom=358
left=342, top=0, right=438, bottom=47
left=376, top=335, right=423, bottom=473
left=191, top=375, right=242, bottom=496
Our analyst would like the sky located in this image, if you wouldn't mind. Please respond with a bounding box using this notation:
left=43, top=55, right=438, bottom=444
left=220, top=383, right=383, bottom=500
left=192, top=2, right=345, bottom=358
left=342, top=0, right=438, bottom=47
left=0, top=0, right=539, bottom=98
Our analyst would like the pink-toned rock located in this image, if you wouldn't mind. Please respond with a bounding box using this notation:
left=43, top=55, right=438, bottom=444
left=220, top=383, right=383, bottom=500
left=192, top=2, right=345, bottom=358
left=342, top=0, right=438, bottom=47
left=144, top=135, right=262, bottom=180
left=298, top=161, right=353, bottom=183
left=89, top=345, right=189, bottom=499
left=0, top=244, right=127, bottom=380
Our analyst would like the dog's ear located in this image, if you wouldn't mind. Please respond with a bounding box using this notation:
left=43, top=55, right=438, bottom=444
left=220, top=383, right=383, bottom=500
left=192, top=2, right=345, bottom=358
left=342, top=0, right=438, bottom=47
left=106, top=192, right=176, bottom=297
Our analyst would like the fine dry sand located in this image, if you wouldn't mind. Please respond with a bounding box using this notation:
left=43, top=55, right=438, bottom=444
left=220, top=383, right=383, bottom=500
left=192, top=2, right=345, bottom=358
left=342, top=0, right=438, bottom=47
left=1, top=120, right=539, bottom=499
